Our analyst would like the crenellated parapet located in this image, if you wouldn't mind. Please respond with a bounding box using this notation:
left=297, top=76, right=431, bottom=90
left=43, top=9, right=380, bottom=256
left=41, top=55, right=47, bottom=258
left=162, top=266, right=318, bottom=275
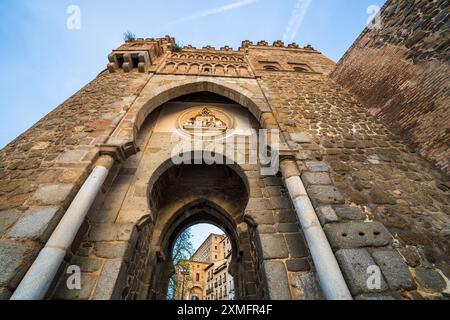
left=182, top=44, right=238, bottom=54
left=240, top=40, right=317, bottom=52
left=106, top=36, right=320, bottom=76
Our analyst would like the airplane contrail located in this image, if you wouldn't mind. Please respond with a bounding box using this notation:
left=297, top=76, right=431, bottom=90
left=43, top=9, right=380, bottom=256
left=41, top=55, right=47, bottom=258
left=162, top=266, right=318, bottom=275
left=283, top=0, right=312, bottom=43
left=167, top=0, right=259, bottom=26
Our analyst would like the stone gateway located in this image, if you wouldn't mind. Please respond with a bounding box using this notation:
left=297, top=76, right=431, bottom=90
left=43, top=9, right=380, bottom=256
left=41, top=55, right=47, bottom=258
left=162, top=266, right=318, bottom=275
left=0, top=0, right=449, bottom=301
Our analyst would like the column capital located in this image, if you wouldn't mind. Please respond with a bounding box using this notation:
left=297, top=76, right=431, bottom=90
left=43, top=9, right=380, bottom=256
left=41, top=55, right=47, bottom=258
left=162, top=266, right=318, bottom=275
left=99, top=141, right=140, bottom=163
left=279, top=146, right=297, bottom=163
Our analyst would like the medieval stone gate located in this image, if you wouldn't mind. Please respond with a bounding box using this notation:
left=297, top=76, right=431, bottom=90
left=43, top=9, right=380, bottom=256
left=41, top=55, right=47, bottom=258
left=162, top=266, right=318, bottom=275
left=1, top=2, right=449, bottom=300
left=46, top=84, right=318, bottom=300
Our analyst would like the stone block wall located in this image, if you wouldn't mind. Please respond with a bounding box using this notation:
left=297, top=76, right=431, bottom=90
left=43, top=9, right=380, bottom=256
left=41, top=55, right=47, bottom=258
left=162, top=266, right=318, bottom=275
left=246, top=43, right=450, bottom=298
left=332, top=0, right=450, bottom=174
left=247, top=175, right=322, bottom=300
left=0, top=71, right=150, bottom=299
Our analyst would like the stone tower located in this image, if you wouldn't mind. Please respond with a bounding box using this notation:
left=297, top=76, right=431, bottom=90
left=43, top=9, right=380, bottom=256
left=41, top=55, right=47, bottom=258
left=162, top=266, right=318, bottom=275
left=1, top=1, right=449, bottom=301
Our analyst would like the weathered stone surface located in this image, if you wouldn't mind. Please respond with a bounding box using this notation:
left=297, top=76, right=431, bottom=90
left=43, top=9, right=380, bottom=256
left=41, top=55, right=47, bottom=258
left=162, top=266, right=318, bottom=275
left=301, top=172, right=332, bottom=187
left=247, top=210, right=275, bottom=225
left=291, top=272, right=324, bottom=300
left=257, top=225, right=277, bottom=234
left=334, top=206, right=366, bottom=221
left=95, top=242, right=131, bottom=260
left=259, top=234, right=289, bottom=259
left=305, top=161, right=330, bottom=172
left=58, top=150, right=87, bottom=163
left=414, top=267, right=446, bottom=293
left=336, top=249, right=388, bottom=295
left=316, top=205, right=339, bottom=225
left=269, top=197, right=292, bottom=210
left=286, top=258, right=311, bottom=272
left=263, top=261, right=292, bottom=300
left=0, top=287, right=12, bottom=300
left=265, top=186, right=281, bottom=197
left=329, top=160, right=351, bottom=173
left=397, top=246, right=421, bottom=267
left=263, top=177, right=282, bottom=186
left=372, top=249, right=415, bottom=290
left=290, top=132, right=312, bottom=144
left=276, top=223, right=299, bottom=233
left=369, top=186, right=397, bottom=205
left=324, top=221, right=392, bottom=249
left=71, top=256, right=103, bottom=273
left=307, top=185, right=345, bottom=206
left=284, top=233, right=308, bottom=258
left=0, top=210, right=21, bottom=236
left=89, top=223, right=135, bottom=242
left=93, top=260, right=127, bottom=300
left=0, top=242, right=38, bottom=288
left=31, top=184, right=74, bottom=205
left=7, top=207, right=59, bottom=241
left=276, top=209, right=298, bottom=223
left=54, top=273, right=98, bottom=300
left=76, top=242, right=94, bottom=257
left=247, top=198, right=272, bottom=211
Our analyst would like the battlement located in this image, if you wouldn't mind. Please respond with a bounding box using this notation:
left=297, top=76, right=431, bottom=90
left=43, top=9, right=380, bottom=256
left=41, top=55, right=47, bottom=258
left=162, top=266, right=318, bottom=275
left=107, top=36, right=320, bottom=74
left=181, top=40, right=318, bottom=52
left=180, top=44, right=240, bottom=54
left=241, top=40, right=317, bottom=52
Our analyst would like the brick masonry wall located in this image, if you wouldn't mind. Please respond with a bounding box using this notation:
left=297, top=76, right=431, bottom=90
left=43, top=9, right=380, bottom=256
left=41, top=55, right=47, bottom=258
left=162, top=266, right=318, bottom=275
left=331, top=0, right=450, bottom=174
left=246, top=44, right=450, bottom=298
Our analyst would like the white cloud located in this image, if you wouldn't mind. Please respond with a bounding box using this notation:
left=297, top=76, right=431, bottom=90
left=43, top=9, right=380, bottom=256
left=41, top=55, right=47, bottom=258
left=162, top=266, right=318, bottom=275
left=167, top=0, right=258, bottom=26
left=283, top=0, right=312, bottom=44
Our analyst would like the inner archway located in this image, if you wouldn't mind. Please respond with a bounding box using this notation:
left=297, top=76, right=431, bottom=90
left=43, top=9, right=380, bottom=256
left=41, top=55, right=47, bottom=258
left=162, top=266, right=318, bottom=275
left=49, top=84, right=305, bottom=301
left=95, top=89, right=285, bottom=301
left=142, top=162, right=259, bottom=300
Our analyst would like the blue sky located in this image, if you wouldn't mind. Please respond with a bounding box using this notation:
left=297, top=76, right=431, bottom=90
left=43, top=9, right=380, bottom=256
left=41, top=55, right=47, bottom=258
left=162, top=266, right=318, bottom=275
left=0, top=0, right=385, bottom=149
left=189, top=224, right=225, bottom=251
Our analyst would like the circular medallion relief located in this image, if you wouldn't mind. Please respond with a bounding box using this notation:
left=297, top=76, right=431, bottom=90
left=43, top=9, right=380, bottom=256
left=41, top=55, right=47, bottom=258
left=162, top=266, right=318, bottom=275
left=177, top=106, right=234, bottom=138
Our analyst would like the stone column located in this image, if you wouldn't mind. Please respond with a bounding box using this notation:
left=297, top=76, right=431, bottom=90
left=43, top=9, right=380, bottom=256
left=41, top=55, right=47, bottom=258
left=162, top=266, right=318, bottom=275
left=280, top=157, right=352, bottom=300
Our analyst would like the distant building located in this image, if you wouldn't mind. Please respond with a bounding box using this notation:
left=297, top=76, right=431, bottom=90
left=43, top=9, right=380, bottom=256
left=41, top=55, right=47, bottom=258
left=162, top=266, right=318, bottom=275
left=173, top=260, right=210, bottom=301
left=191, top=234, right=226, bottom=263
left=175, top=234, right=234, bottom=300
